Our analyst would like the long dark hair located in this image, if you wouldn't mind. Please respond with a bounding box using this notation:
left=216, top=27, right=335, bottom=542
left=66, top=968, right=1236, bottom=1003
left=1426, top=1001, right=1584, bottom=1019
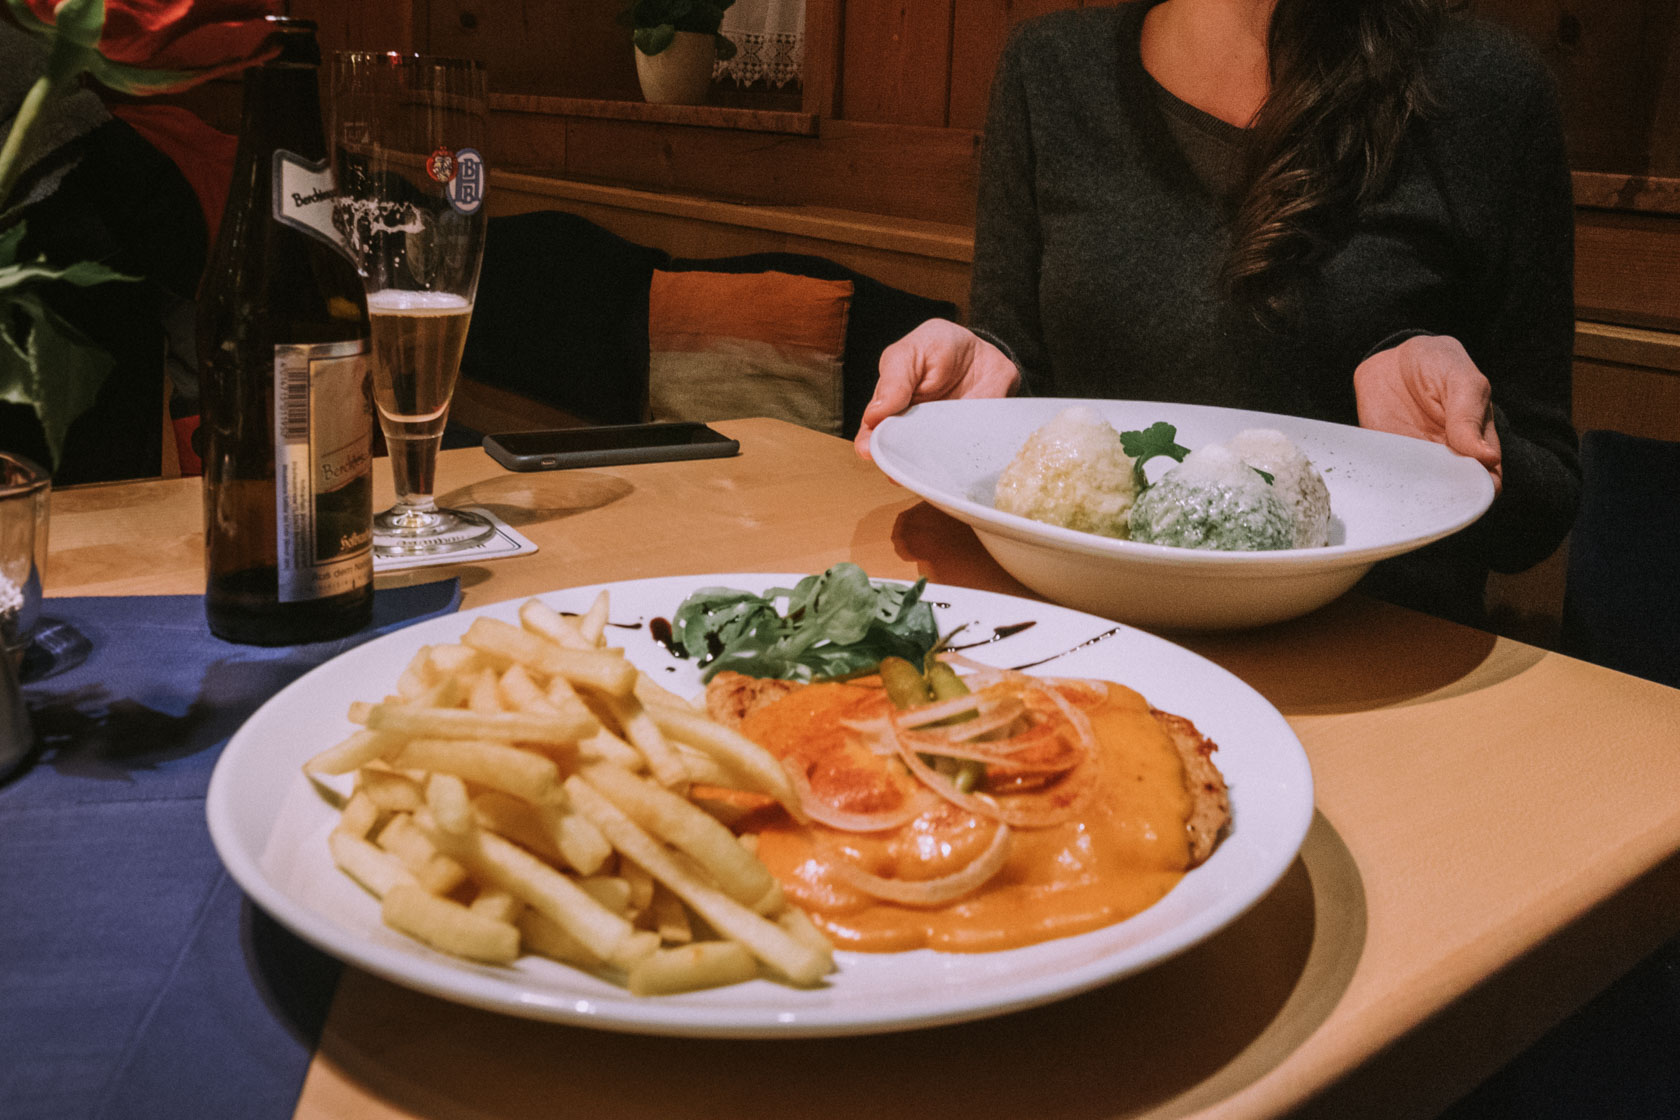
left=1221, top=0, right=1456, bottom=324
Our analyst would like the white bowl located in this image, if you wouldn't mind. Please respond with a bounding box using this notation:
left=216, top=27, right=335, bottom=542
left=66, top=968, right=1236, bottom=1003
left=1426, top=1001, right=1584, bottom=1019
left=870, top=398, right=1495, bottom=631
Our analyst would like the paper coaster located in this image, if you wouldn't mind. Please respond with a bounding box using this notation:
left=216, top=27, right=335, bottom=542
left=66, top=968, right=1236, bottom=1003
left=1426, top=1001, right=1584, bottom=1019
left=372, top=506, right=537, bottom=573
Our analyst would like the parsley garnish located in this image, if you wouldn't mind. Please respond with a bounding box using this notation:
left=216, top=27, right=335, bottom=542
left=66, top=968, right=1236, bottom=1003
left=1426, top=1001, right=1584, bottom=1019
left=1120, top=421, right=1192, bottom=493
left=1120, top=421, right=1275, bottom=489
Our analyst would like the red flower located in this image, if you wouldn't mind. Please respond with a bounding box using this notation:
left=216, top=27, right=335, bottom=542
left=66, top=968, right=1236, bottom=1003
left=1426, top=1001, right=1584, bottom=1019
left=6, top=0, right=283, bottom=93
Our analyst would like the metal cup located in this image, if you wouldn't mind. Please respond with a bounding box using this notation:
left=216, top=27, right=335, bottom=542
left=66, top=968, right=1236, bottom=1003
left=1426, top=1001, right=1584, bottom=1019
left=0, top=452, right=49, bottom=665
left=0, top=452, right=45, bottom=780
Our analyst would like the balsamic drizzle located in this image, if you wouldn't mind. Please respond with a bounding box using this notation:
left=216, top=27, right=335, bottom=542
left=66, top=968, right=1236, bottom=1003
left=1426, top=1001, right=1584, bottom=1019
left=1007, top=625, right=1126, bottom=671
left=944, top=621, right=1038, bottom=651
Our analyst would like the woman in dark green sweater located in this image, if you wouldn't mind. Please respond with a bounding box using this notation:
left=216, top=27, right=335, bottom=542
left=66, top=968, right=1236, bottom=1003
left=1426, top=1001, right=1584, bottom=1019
left=857, top=0, right=1580, bottom=625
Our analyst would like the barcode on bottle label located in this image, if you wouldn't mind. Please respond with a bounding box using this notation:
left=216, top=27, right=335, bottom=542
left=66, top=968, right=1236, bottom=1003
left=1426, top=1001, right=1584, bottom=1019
left=274, top=340, right=374, bottom=602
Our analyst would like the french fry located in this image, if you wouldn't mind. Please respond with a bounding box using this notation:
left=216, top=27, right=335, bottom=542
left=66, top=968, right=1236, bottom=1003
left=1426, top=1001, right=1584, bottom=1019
left=354, top=765, right=426, bottom=813
left=328, top=831, right=417, bottom=898
left=470, top=886, right=525, bottom=925
left=382, top=883, right=520, bottom=964
left=462, top=617, right=637, bottom=698
left=577, top=726, right=646, bottom=771
left=391, top=737, right=561, bottom=803
left=320, top=587, right=834, bottom=997
left=516, top=911, right=659, bottom=972
left=425, top=772, right=474, bottom=836
left=410, top=673, right=469, bottom=710
left=602, top=694, right=689, bottom=789
left=643, top=702, right=802, bottom=817
left=672, top=743, right=747, bottom=789
left=777, top=905, right=833, bottom=955
left=396, top=646, right=437, bottom=701
left=518, top=597, right=594, bottom=651
left=470, top=792, right=565, bottom=863
left=374, top=813, right=469, bottom=895
left=549, top=803, right=614, bottom=875
left=426, top=643, right=485, bottom=677
left=497, top=663, right=556, bottom=713
left=565, top=776, right=832, bottom=985
left=632, top=672, right=694, bottom=712
left=581, top=762, right=777, bottom=907
left=516, top=908, right=605, bottom=969
left=424, top=816, right=643, bottom=967
left=627, top=941, right=758, bottom=996
left=469, top=789, right=613, bottom=876
left=577, top=589, right=610, bottom=646
left=648, top=883, right=693, bottom=943
left=334, top=790, right=382, bottom=839
left=361, top=702, right=597, bottom=746
left=304, top=728, right=402, bottom=776
left=576, top=874, right=634, bottom=914
left=466, top=666, right=504, bottom=714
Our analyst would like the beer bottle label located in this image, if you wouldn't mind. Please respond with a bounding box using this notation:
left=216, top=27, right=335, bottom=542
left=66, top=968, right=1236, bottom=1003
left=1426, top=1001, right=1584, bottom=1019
left=274, top=150, right=355, bottom=262
left=273, top=340, right=374, bottom=603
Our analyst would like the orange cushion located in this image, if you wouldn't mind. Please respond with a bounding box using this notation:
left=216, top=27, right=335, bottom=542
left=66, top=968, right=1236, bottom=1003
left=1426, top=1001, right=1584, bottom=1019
left=647, top=269, right=853, bottom=435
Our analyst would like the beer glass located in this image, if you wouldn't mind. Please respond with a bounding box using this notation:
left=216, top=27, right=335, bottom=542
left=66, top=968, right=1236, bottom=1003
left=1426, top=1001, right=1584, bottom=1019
left=330, top=52, right=493, bottom=555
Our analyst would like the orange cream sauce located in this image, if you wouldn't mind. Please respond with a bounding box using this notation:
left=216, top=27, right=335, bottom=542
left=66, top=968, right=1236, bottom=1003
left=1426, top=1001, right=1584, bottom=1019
left=742, top=679, right=1195, bottom=953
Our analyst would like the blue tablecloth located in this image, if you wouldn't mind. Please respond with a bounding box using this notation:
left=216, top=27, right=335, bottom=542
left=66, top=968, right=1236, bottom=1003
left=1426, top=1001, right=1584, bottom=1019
left=0, top=582, right=462, bottom=1120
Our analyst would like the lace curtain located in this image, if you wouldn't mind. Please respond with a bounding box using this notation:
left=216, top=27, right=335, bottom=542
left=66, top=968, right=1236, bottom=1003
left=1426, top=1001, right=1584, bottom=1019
left=714, top=0, right=804, bottom=89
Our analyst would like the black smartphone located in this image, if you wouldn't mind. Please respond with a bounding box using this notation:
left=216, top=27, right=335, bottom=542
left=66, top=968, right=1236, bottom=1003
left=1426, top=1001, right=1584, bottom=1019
left=482, top=422, right=740, bottom=471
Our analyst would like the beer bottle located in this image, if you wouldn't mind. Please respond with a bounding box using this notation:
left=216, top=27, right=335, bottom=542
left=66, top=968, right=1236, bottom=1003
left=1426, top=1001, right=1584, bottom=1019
left=197, top=17, right=374, bottom=644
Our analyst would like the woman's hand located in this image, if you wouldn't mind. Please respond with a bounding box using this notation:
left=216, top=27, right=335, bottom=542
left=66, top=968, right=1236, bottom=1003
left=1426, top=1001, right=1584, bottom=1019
left=854, top=319, right=1021, bottom=458
left=1354, top=334, right=1503, bottom=494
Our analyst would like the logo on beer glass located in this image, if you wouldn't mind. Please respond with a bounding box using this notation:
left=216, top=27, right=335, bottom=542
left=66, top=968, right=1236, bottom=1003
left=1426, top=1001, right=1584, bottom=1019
left=446, top=148, right=485, bottom=215
left=426, top=146, right=457, bottom=184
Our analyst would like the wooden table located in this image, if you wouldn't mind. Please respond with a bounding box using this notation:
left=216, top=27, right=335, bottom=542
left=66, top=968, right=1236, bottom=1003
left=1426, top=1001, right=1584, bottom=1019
left=48, top=419, right=1680, bottom=1120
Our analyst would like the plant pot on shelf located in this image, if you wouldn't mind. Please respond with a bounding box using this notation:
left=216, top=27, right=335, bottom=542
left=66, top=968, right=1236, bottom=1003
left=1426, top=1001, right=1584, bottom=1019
left=635, top=31, right=716, bottom=106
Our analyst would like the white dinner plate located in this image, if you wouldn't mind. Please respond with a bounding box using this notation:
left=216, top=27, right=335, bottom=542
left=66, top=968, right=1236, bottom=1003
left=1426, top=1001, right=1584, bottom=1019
left=205, top=574, right=1314, bottom=1038
left=871, top=399, right=1496, bottom=630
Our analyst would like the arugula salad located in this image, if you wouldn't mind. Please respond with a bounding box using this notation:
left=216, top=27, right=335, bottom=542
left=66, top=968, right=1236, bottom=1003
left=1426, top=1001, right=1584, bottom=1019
left=668, top=563, right=940, bottom=683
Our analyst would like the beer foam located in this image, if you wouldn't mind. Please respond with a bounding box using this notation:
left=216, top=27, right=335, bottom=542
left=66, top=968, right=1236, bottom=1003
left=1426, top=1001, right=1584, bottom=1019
left=367, top=290, right=472, bottom=314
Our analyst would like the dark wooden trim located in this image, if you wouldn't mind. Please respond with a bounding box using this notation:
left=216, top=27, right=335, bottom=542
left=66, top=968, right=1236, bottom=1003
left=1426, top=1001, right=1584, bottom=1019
left=1573, top=171, right=1680, bottom=215
left=489, top=94, right=818, bottom=137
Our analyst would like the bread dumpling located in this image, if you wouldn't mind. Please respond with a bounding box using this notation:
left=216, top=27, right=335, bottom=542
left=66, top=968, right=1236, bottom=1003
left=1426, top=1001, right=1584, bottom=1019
left=994, top=406, right=1137, bottom=537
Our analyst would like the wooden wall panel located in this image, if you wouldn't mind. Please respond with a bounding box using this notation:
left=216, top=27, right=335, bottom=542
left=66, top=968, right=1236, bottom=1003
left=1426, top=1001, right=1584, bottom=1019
left=487, top=112, right=980, bottom=225
left=424, top=0, right=641, bottom=100
left=840, top=0, right=955, bottom=126
left=1574, top=207, right=1680, bottom=330
left=1574, top=357, right=1680, bottom=440
left=1471, top=0, right=1678, bottom=175
left=948, top=0, right=1084, bottom=131
left=284, top=0, right=415, bottom=53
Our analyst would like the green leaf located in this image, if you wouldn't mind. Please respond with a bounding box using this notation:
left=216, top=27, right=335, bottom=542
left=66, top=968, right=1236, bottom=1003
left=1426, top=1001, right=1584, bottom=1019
left=82, top=55, right=203, bottom=96
left=1120, top=421, right=1192, bottom=493
left=633, top=24, right=677, bottom=55
left=669, top=564, right=939, bottom=683
left=38, top=0, right=104, bottom=87
left=2, top=0, right=54, bottom=36
left=0, top=290, right=114, bottom=468
left=42, top=0, right=107, bottom=48
left=0, top=224, right=24, bottom=266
